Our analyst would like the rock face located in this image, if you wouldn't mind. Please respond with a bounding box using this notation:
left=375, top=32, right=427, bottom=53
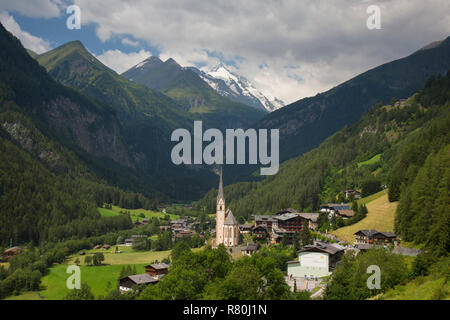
left=44, top=97, right=132, bottom=168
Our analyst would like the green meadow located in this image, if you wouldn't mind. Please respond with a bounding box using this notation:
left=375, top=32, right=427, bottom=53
left=98, top=205, right=180, bottom=221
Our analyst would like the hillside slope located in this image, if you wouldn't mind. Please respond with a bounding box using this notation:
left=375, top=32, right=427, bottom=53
left=36, top=42, right=218, bottom=200
left=198, top=72, right=450, bottom=232
left=333, top=193, right=397, bottom=243
left=256, top=37, right=450, bottom=163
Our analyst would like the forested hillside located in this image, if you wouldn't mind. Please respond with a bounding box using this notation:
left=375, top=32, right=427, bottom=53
left=0, top=23, right=162, bottom=245
left=36, top=41, right=217, bottom=200
left=198, top=72, right=450, bottom=254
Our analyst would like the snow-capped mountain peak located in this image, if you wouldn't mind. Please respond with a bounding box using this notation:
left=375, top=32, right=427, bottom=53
left=192, top=64, right=285, bottom=112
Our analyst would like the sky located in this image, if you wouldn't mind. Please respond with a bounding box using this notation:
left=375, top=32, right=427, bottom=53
left=0, top=0, right=449, bottom=105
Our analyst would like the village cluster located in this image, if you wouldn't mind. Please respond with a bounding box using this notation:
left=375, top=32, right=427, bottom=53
left=0, top=170, right=420, bottom=295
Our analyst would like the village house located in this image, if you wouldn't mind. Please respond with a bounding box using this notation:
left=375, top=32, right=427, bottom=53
left=335, top=209, right=354, bottom=219
left=159, top=225, right=170, bottom=232
left=170, top=219, right=188, bottom=229
left=2, top=247, right=22, bottom=259
left=320, top=203, right=352, bottom=219
left=344, top=189, right=361, bottom=200
left=287, top=242, right=345, bottom=278
left=119, top=263, right=170, bottom=293
left=119, top=274, right=159, bottom=293
left=239, top=224, right=253, bottom=234
left=144, top=263, right=170, bottom=278
left=241, top=243, right=258, bottom=256
left=254, top=215, right=278, bottom=231
left=297, top=213, right=320, bottom=230
left=251, top=225, right=269, bottom=240
left=354, top=230, right=398, bottom=245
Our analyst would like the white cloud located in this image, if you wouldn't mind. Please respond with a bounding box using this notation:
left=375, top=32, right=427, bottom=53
left=121, top=37, right=139, bottom=47
left=56, top=1, right=450, bottom=102
left=95, top=49, right=152, bottom=74
left=0, top=0, right=62, bottom=19
left=0, top=11, right=51, bottom=54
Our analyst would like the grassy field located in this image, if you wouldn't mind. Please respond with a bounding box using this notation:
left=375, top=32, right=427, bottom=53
left=0, top=262, right=9, bottom=269
left=357, top=153, right=382, bottom=168
left=67, top=248, right=173, bottom=266
left=333, top=194, right=397, bottom=243
left=356, top=189, right=386, bottom=206
left=4, top=291, right=41, bottom=300
left=98, top=206, right=180, bottom=221
left=40, top=263, right=148, bottom=299
left=377, top=276, right=449, bottom=300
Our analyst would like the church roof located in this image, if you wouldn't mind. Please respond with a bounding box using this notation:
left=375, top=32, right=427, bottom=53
left=224, top=209, right=238, bottom=225
left=217, top=166, right=224, bottom=202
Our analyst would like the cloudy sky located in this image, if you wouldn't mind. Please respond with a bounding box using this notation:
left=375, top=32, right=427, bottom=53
left=0, top=0, right=449, bottom=104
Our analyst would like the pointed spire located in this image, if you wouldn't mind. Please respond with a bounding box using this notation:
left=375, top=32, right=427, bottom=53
left=217, top=166, right=224, bottom=202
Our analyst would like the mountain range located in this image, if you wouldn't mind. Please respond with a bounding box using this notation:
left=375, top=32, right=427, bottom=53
left=256, top=36, right=450, bottom=163
left=189, top=63, right=284, bottom=112
left=122, top=56, right=267, bottom=128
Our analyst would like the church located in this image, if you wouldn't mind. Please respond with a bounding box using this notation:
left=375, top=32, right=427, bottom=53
left=215, top=167, right=239, bottom=247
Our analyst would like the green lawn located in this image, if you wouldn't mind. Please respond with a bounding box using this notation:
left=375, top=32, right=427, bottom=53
left=98, top=206, right=180, bottom=221
left=40, top=263, right=148, bottom=300
left=356, top=189, right=386, bottom=206
left=357, top=153, right=382, bottom=168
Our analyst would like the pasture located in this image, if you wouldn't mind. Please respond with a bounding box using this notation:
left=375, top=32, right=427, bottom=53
left=333, top=194, right=397, bottom=243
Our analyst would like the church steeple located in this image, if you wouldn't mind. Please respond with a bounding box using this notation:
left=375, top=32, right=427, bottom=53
left=217, top=166, right=224, bottom=202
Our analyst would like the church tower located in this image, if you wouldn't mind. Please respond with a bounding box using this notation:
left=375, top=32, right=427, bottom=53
left=215, top=167, right=226, bottom=246
left=215, top=167, right=240, bottom=247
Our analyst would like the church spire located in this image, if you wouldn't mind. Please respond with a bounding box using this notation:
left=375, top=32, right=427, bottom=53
left=217, top=166, right=224, bottom=202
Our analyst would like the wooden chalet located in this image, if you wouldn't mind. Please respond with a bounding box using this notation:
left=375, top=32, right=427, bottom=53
left=354, top=230, right=398, bottom=245
left=119, top=274, right=159, bottom=293
left=144, top=263, right=170, bottom=277
left=252, top=225, right=269, bottom=240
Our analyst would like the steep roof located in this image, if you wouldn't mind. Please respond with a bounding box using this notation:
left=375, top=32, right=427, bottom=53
left=298, top=213, right=320, bottom=222
left=224, top=209, right=238, bottom=225
left=124, top=274, right=159, bottom=285
left=217, top=166, right=224, bottom=202
left=146, top=263, right=170, bottom=270
left=355, top=229, right=379, bottom=237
